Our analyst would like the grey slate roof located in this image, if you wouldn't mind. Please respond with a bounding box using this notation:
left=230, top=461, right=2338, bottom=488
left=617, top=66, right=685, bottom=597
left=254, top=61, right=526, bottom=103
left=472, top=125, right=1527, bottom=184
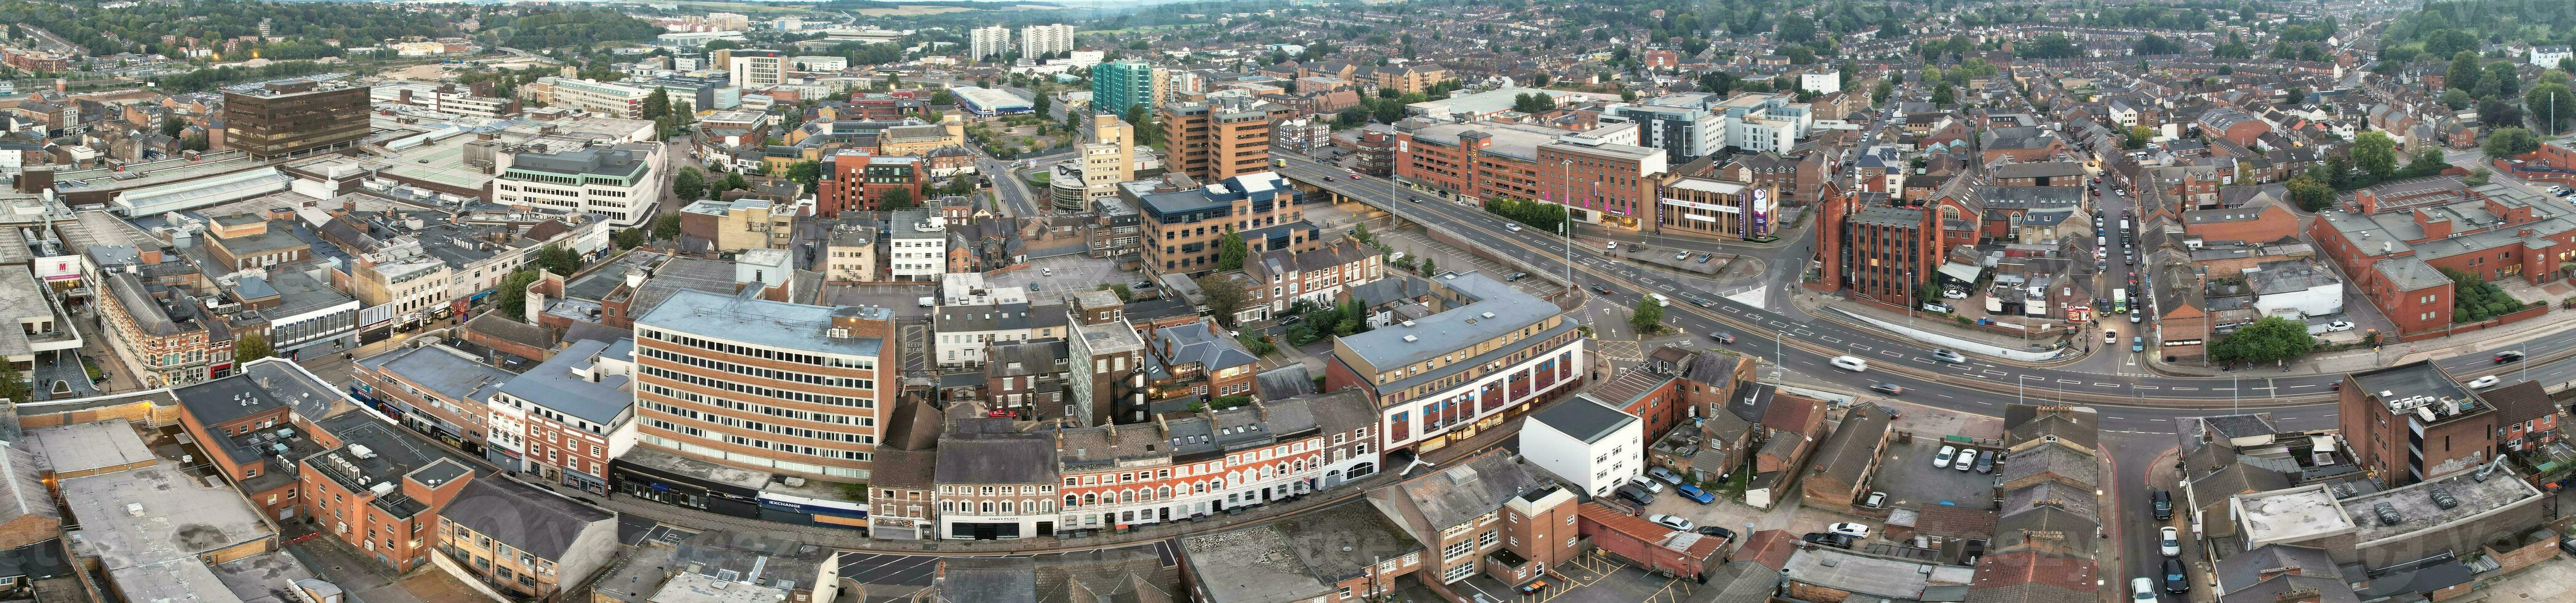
left=1375, top=450, right=1549, bottom=531
left=439, top=477, right=611, bottom=559
left=1144, top=321, right=1258, bottom=380
left=933, top=433, right=1060, bottom=485
left=495, top=338, right=632, bottom=425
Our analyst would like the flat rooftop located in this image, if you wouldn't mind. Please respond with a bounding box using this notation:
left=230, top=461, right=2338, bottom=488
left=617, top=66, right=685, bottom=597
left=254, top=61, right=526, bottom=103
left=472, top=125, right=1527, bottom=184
left=375, top=132, right=495, bottom=191
left=21, top=419, right=155, bottom=476
left=636, top=289, right=889, bottom=358
left=61, top=461, right=274, bottom=571
left=2350, top=361, right=2484, bottom=424
left=2339, top=462, right=2540, bottom=545
left=2235, top=484, right=2358, bottom=546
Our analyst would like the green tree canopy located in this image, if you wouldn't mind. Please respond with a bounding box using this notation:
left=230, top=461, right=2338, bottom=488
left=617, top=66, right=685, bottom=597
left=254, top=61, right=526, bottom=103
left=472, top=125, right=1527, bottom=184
left=672, top=167, right=706, bottom=202
left=1629, top=297, right=1665, bottom=333
left=2211, top=316, right=2317, bottom=364
left=2351, top=131, right=2399, bottom=182
left=1200, top=274, right=1250, bottom=327
left=2484, top=127, right=2542, bottom=158
left=234, top=332, right=274, bottom=365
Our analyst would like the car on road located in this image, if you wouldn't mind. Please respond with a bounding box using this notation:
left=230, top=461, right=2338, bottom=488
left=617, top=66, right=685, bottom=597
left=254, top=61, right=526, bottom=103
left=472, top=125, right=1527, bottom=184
left=1505, top=272, right=1529, bottom=282
left=2131, top=577, right=2160, bottom=602
left=1676, top=484, right=1715, bottom=505
left=1711, top=332, right=1736, bottom=345
left=1648, top=466, right=1683, bottom=484
left=2468, top=375, right=2503, bottom=389
left=1348, top=172, right=1360, bottom=180
left=1627, top=475, right=1665, bottom=493
left=1694, top=526, right=1735, bottom=539
left=2162, top=558, right=2189, bottom=594
left=2160, top=527, right=2182, bottom=557
left=1593, top=285, right=1615, bottom=294
left=2324, top=320, right=2355, bottom=332
left=2132, top=337, right=2146, bottom=352
left=2131, top=309, right=2143, bottom=323
left=1605, top=241, right=1619, bottom=250
left=1870, top=383, right=1905, bottom=396
left=1505, top=223, right=1522, bottom=231
left=2151, top=489, right=2174, bottom=520
left=1923, top=302, right=1952, bottom=313
left=1802, top=532, right=1856, bottom=549
left=1954, top=449, right=1978, bottom=472
left=1932, top=348, right=1968, bottom=364
left=2106, top=330, right=2119, bottom=344
left=1830, top=356, right=1868, bottom=372
left=1827, top=523, right=1871, bottom=538
left=1933, top=445, right=1959, bottom=469
left=1647, top=514, right=1694, bottom=531
left=2496, top=351, right=2525, bottom=363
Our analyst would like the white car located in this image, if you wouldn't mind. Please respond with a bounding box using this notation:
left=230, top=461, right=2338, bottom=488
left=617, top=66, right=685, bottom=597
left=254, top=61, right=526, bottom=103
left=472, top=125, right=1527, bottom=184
left=1954, top=449, right=1979, bottom=472
left=1933, top=445, right=1958, bottom=469
left=2132, top=577, right=2159, bottom=601
left=1826, top=522, right=1871, bottom=539
left=1605, top=241, right=1619, bottom=250
left=1675, top=252, right=1692, bottom=260
left=1627, top=475, right=1665, bottom=493
left=1506, top=223, right=1522, bottom=232
left=2324, top=320, right=2355, bottom=332
left=2467, top=375, right=2503, bottom=389
left=1942, top=289, right=1971, bottom=299
left=2159, top=527, right=2182, bottom=557
left=1648, top=514, right=1694, bottom=531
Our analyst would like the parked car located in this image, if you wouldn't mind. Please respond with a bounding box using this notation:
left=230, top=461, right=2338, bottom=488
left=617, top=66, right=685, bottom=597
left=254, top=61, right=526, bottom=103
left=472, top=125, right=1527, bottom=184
left=1517, top=580, right=1552, bottom=595
left=2160, top=527, right=2182, bottom=557
left=1615, top=484, right=1656, bottom=506
left=2467, top=375, right=2503, bottom=389
left=2324, top=320, right=2355, bottom=332
left=2151, top=489, right=2174, bottom=520
left=1694, top=526, right=1735, bottom=539
left=1923, top=302, right=1953, bottom=313
left=1674, top=251, right=1692, bottom=260
left=2131, top=577, right=2160, bottom=602
left=1676, top=484, right=1715, bottom=505
left=1942, top=289, right=1971, bottom=299
left=2496, top=351, right=2526, bottom=363
left=2161, top=558, right=2189, bottom=594
left=1826, top=522, right=1872, bottom=538
left=1648, top=514, right=1694, bottom=531
left=1974, top=450, right=1996, bottom=474
left=1954, top=449, right=1978, bottom=472
left=1627, top=475, right=1665, bottom=493
left=1861, top=491, right=1888, bottom=508
left=1932, top=349, right=1968, bottom=364
left=1505, top=272, right=1529, bottom=282
left=1648, top=466, right=1683, bottom=484
left=1802, top=532, right=1856, bottom=549
left=1605, top=241, right=1619, bottom=250
left=1933, top=445, right=1958, bottom=469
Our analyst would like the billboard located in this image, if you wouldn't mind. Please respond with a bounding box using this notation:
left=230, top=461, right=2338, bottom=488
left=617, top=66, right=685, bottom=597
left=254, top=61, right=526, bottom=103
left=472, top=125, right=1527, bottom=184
left=1747, top=188, right=1774, bottom=238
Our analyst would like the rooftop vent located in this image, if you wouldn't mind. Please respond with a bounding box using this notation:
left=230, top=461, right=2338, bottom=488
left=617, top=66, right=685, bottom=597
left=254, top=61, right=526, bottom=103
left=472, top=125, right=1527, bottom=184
left=2428, top=487, right=2458, bottom=509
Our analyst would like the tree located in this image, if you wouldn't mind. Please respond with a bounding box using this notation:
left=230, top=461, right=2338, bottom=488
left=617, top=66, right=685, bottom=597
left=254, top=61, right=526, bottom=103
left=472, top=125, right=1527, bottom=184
left=2527, top=83, right=2576, bottom=134
left=2442, top=268, right=2524, bottom=323
left=2441, top=88, right=2474, bottom=110
left=717, top=172, right=748, bottom=194
left=1419, top=256, right=1437, bottom=275
left=2211, top=316, right=2316, bottom=364
left=536, top=245, right=583, bottom=276
left=0, top=361, right=25, bottom=405
left=878, top=187, right=917, bottom=210
left=1200, top=274, right=1251, bottom=327
left=2283, top=87, right=2307, bottom=106
left=2124, top=126, right=2153, bottom=150
left=2134, top=34, right=2180, bottom=55
left=785, top=161, right=823, bottom=188
left=1931, top=84, right=1955, bottom=105
left=2351, top=131, right=2398, bottom=182
left=672, top=167, right=706, bottom=202
left=615, top=227, right=647, bottom=249
left=652, top=213, right=682, bottom=240
left=496, top=270, right=541, bottom=317
left=642, top=87, right=670, bottom=120
left=160, top=117, right=185, bottom=138
left=1215, top=231, right=1248, bottom=271
left=2403, top=147, right=2451, bottom=178
left=234, top=332, right=274, bottom=365
left=2286, top=175, right=2337, bottom=211
left=2484, top=127, right=2542, bottom=158
left=2447, top=50, right=2482, bottom=95
left=2482, top=60, right=2521, bottom=98
left=1629, top=297, right=1665, bottom=334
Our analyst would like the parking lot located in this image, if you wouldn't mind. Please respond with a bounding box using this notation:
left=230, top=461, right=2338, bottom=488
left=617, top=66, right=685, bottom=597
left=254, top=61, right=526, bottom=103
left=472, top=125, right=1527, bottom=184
left=1870, top=437, right=2003, bottom=511
left=987, top=254, right=1130, bottom=304
left=1486, top=549, right=1686, bottom=603
left=821, top=284, right=938, bottom=317
left=835, top=540, right=1178, bottom=602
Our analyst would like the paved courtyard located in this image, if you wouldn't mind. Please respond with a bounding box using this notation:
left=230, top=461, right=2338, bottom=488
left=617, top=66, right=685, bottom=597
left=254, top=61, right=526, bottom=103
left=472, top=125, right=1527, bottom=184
left=986, top=254, right=1127, bottom=304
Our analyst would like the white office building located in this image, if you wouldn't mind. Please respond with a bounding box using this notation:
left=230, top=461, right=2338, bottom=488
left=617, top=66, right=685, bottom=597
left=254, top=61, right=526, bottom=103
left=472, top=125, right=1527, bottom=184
left=730, top=53, right=788, bottom=89
left=493, top=143, right=664, bottom=227
left=1520, top=396, right=1643, bottom=498
left=888, top=209, right=949, bottom=281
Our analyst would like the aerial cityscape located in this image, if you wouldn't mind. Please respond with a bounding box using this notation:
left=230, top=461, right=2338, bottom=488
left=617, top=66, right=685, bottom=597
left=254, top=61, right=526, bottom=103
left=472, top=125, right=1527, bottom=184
left=0, top=0, right=2571, bottom=601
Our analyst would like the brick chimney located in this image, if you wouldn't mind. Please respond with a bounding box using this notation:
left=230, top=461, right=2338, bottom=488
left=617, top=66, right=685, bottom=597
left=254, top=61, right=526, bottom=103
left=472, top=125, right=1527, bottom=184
left=2273, top=588, right=2322, bottom=603
left=2259, top=564, right=2305, bottom=580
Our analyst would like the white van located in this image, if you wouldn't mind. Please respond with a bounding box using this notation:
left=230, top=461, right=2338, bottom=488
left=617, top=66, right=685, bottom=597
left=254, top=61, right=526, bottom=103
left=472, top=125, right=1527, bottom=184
left=1648, top=293, right=1671, bottom=307
left=1830, top=356, right=1868, bottom=372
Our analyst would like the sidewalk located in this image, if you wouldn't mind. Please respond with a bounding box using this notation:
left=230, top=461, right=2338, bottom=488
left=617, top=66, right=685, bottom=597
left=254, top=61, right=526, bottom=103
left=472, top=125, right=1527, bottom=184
left=2147, top=297, right=2576, bottom=378
left=1786, top=288, right=2092, bottom=365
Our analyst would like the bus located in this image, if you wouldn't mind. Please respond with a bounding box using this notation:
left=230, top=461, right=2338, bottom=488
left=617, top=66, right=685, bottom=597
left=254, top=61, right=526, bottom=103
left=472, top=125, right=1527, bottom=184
left=2112, top=289, right=2128, bottom=313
